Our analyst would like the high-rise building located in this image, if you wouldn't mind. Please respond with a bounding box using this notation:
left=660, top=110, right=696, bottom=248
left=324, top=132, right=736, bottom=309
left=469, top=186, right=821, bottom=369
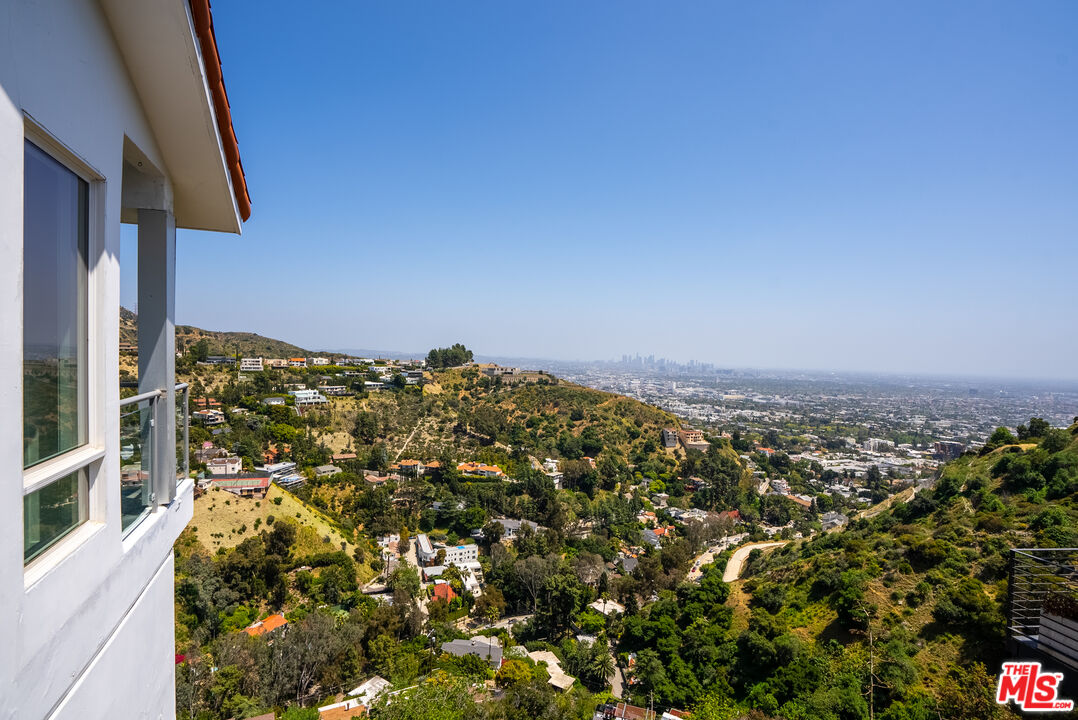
left=0, top=1, right=250, bottom=717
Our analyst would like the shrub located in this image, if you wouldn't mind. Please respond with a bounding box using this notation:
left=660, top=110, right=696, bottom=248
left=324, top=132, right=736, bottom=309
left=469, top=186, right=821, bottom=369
left=932, top=578, right=1003, bottom=640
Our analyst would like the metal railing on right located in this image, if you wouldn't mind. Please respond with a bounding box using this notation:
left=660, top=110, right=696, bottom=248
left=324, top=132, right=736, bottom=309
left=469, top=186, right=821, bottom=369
left=1008, top=547, right=1078, bottom=668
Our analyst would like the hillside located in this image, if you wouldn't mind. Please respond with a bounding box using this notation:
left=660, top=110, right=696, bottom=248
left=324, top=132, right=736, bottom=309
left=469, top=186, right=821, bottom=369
left=120, top=307, right=308, bottom=358
left=715, top=422, right=1078, bottom=718
left=190, top=483, right=359, bottom=557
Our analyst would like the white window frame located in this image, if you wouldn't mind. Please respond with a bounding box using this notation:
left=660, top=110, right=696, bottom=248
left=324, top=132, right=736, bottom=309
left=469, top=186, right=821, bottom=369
left=22, top=117, right=107, bottom=571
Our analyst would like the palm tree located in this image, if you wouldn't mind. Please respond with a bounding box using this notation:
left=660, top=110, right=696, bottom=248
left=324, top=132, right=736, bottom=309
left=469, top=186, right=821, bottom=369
left=587, top=640, right=615, bottom=690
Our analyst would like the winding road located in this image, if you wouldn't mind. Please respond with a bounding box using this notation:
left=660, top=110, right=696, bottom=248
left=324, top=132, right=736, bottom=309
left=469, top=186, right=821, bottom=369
left=722, top=541, right=788, bottom=582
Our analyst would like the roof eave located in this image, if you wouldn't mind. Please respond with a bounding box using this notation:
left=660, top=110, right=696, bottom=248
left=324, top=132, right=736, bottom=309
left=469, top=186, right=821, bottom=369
left=100, top=0, right=249, bottom=233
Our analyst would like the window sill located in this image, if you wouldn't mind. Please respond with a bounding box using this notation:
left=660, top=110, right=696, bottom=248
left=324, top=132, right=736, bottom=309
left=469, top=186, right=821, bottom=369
left=24, top=521, right=106, bottom=590
left=23, top=445, right=105, bottom=495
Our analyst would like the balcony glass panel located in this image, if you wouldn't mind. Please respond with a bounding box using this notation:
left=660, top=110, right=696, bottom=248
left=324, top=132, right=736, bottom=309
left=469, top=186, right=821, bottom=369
left=176, top=384, right=189, bottom=483
left=120, top=396, right=154, bottom=530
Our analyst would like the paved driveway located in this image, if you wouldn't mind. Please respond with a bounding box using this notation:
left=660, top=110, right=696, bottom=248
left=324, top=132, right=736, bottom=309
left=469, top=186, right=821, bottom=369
left=722, top=541, right=787, bottom=582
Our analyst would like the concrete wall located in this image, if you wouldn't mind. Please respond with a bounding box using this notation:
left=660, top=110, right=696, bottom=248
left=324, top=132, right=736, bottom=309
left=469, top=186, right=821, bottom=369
left=0, top=2, right=191, bottom=718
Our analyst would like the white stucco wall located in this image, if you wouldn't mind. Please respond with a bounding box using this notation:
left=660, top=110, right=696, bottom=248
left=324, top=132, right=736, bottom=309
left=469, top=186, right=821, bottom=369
left=0, top=2, right=194, bottom=719
left=48, top=554, right=180, bottom=720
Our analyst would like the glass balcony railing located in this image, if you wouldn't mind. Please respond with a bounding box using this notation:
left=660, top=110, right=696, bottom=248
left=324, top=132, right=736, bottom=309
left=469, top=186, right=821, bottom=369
left=118, top=383, right=190, bottom=534
left=119, top=388, right=159, bottom=531
left=176, top=382, right=189, bottom=483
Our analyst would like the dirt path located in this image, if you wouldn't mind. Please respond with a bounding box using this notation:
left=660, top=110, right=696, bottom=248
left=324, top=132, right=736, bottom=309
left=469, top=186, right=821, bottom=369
left=722, top=541, right=787, bottom=582
left=858, top=484, right=921, bottom=520
left=394, top=416, right=428, bottom=460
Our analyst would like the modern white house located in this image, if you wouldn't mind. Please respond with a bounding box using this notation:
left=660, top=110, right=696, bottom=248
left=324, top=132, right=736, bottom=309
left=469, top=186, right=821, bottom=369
left=239, top=356, right=264, bottom=372
left=0, top=1, right=250, bottom=719
left=289, top=388, right=328, bottom=406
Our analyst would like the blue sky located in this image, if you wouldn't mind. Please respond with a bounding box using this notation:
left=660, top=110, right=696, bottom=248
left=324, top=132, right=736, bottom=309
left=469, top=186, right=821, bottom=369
left=127, top=1, right=1078, bottom=380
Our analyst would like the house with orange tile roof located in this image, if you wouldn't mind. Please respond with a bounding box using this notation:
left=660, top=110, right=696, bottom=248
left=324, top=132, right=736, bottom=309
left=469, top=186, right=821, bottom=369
left=457, top=461, right=503, bottom=478
left=244, top=613, right=287, bottom=637
left=432, top=582, right=457, bottom=603
left=390, top=459, right=425, bottom=476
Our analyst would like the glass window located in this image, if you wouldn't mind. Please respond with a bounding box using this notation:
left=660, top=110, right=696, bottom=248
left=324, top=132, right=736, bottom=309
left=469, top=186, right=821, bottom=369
left=23, top=140, right=88, bottom=469
left=24, top=470, right=87, bottom=564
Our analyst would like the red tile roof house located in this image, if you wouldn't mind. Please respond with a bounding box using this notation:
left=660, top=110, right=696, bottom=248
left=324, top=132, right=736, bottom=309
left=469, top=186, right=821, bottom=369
left=244, top=613, right=288, bottom=637
left=457, top=461, right=504, bottom=478
left=432, top=582, right=458, bottom=603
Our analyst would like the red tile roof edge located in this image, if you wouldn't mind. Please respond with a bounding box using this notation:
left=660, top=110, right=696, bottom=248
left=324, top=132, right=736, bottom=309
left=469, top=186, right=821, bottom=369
left=190, top=0, right=251, bottom=222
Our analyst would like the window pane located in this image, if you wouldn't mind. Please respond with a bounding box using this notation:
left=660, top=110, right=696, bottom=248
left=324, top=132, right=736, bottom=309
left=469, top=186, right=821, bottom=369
left=23, top=141, right=88, bottom=468
left=24, top=471, right=86, bottom=564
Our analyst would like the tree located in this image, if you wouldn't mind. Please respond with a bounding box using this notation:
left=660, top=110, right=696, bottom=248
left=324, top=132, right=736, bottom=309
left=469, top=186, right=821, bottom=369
left=482, top=519, right=505, bottom=546
left=373, top=673, right=476, bottom=720
left=474, top=586, right=506, bottom=623
left=571, top=552, right=605, bottom=588
left=1018, top=417, right=1051, bottom=440
left=986, top=426, right=1017, bottom=448
left=516, top=554, right=557, bottom=612
left=496, top=659, right=533, bottom=688
left=389, top=564, right=421, bottom=604
left=352, top=411, right=379, bottom=444
left=190, top=338, right=210, bottom=362
left=426, top=344, right=473, bottom=370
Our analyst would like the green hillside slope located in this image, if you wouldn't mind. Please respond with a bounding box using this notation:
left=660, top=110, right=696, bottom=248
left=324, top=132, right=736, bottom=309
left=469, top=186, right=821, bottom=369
left=715, top=422, right=1078, bottom=718
left=121, top=307, right=309, bottom=357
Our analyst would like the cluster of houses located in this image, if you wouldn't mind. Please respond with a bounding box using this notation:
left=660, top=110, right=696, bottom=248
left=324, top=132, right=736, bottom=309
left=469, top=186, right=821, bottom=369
left=380, top=459, right=505, bottom=480
left=192, top=442, right=307, bottom=497
left=414, top=533, right=483, bottom=593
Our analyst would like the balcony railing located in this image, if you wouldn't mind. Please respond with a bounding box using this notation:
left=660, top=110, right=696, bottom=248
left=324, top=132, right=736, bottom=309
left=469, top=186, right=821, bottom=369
left=118, top=382, right=190, bottom=533
left=176, top=382, right=189, bottom=481
left=1008, top=548, right=1078, bottom=669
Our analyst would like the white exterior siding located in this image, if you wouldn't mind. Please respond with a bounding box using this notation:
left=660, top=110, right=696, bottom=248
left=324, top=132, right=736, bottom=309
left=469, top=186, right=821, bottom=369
left=444, top=544, right=479, bottom=566
left=0, top=2, right=240, bottom=718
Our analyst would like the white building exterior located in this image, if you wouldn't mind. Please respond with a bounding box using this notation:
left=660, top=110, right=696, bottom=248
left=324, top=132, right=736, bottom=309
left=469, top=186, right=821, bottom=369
left=416, top=533, right=436, bottom=565
left=289, top=389, right=328, bottom=405
left=310, top=357, right=330, bottom=366
left=206, top=456, right=242, bottom=476
left=0, top=2, right=250, bottom=718
left=443, top=543, right=480, bottom=566
left=239, top=356, right=263, bottom=372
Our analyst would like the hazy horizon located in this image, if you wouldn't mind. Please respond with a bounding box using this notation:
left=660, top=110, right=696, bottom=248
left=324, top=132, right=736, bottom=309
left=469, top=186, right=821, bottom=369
left=120, top=1, right=1078, bottom=381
